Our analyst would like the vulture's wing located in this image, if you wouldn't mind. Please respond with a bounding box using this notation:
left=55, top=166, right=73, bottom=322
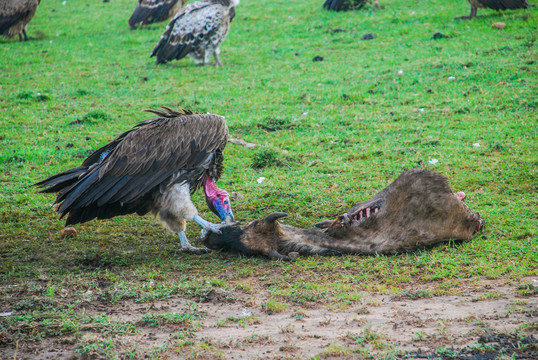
left=128, top=0, right=181, bottom=29
left=150, top=1, right=228, bottom=63
left=37, top=111, right=228, bottom=224
left=0, top=0, right=34, bottom=34
left=479, top=0, right=529, bottom=10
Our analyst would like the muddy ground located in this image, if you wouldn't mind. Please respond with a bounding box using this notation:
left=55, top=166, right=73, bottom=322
left=1, top=278, right=537, bottom=359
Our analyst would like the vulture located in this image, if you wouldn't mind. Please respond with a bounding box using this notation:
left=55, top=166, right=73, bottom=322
left=323, top=0, right=379, bottom=11
left=35, top=108, right=235, bottom=254
left=458, top=0, right=529, bottom=19
left=151, top=0, right=239, bottom=65
left=0, top=0, right=40, bottom=41
left=128, top=0, right=185, bottom=29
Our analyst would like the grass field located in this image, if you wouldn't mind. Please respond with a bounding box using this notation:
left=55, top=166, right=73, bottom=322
left=0, top=0, right=537, bottom=358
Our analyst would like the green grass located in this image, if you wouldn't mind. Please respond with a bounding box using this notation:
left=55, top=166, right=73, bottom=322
left=0, top=0, right=537, bottom=358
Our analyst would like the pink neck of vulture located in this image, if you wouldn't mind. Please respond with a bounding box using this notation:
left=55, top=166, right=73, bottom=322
left=203, top=177, right=229, bottom=199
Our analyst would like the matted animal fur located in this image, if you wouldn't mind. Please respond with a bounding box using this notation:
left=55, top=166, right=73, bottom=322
left=202, top=169, right=484, bottom=260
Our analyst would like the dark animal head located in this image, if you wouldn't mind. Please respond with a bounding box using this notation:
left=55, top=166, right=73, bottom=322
left=201, top=212, right=291, bottom=258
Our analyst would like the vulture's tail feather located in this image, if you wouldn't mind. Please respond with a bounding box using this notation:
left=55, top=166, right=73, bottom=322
left=34, top=167, right=87, bottom=194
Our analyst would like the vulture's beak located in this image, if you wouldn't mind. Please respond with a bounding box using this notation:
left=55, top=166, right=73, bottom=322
left=211, top=197, right=234, bottom=224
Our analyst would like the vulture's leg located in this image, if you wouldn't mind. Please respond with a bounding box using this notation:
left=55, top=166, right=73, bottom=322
left=455, top=5, right=476, bottom=20
left=22, top=29, right=29, bottom=41
left=193, top=214, right=228, bottom=234
left=470, top=7, right=477, bottom=19
left=213, top=53, right=222, bottom=67
left=213, top=48, right=222, bottom=67
left=203, top=51, right=212, bottom=66
left=178, top=229, right=209, bottom=254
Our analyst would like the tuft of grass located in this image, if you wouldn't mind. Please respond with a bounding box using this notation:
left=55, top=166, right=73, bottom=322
left=261, top=300, right=289, bottom=314
left=251, top=146, right=283, bottom=169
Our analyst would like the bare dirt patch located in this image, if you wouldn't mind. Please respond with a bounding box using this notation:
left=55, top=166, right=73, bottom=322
left=1, top=278, right=536, bottom=359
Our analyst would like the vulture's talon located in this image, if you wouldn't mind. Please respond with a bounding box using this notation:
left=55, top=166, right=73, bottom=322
left=180, top=246, right=210, bottom=255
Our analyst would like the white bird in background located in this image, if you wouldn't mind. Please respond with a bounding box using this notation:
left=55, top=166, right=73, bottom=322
left=151, top=0, right=239, bottom=66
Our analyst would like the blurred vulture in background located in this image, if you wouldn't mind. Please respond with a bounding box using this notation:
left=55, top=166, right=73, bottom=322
left=323, top=0, right=379, bottom=11
left=151, top=0, right=239, bottom=65
left=457, top=0, right=529, bottom=19
left=129, top=0, right=185, bottom=29
left=0, top=0, right=40, bottom=41
left=35, top=108, right=235, bottom=254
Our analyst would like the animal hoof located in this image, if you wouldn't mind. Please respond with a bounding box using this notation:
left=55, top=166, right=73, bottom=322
left=180, top=246, right=210, bottom=255
left=288, top=252, right=299, bottom=260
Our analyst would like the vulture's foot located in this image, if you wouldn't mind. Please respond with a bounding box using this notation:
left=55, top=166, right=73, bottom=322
left=177, top=230, right=210, bottom=255
left=454, top=15, right=472, bottom=20
left=180, top=246, right=210, bottom=255
left=194, top=215, right=238, bottom=234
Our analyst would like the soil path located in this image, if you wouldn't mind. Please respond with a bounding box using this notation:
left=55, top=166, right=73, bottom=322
left=2, top=278, right=536, bottom=359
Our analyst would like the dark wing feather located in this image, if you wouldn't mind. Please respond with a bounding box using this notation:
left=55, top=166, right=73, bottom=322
left=478, top=0, right=529, bottom=10
left=323, top=0, right=366, bottom=11
left=36, top=111, right=229, bottom=225
left=128, top=0, right=182, bottom=29
left=151, top=1, right=228, bottom=64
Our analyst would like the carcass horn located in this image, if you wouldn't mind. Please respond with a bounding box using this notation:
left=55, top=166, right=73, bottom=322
left=262, top=212, right=288, bottom=224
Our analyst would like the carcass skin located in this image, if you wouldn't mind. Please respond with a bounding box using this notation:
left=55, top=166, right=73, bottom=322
left=202, top=169, right=484, bottom=260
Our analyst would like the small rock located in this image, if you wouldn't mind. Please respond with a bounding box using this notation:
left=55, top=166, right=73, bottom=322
left=433, top=32, right=450, bottom=40
left=60, top=227, right=77, bottom=239
left=65, top=143, right=74, bottom=148
left=492, top=22, right=506, bottom=29
left=362, top=33, right=376, bottom=40
left=312, top=55, right=324, bottom=62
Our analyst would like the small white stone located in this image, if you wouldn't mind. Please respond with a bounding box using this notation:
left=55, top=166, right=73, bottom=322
left=397, top=70, right=404, bottom=75
left=242, top=308, right=252, bottom=317
left=0, top=312, right=13, bottom=317
left=428, top=158, right=439, bottom=165
left=62, top=1, right=66, bottom=5
left=472, top=143, right=480, bottom=147
left=302, top=112, right=308, bottom=116
left=448, top=76, right=456, bottom=81
left=419, top=108, right=425, bottom=113
left=257, top=177, right=266, bottom=184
